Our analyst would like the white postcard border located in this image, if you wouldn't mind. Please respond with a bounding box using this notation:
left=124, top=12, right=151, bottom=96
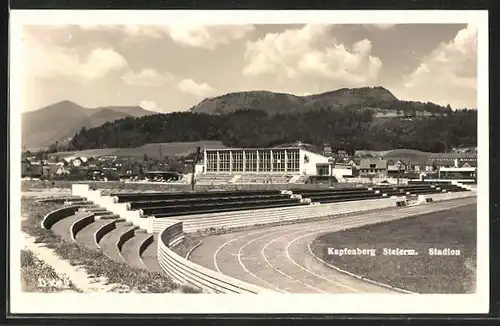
left=9, top=10, right=489, bottom=314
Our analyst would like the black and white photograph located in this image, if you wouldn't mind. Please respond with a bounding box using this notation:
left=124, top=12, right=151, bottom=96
left=9, top=10, right=489, bottom=314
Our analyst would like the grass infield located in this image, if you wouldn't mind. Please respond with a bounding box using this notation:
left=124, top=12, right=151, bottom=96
left=310, top=204, right=477, bottom=293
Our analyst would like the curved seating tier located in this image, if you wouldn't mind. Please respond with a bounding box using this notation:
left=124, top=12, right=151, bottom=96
left=42, top=197, right=164, bottom=275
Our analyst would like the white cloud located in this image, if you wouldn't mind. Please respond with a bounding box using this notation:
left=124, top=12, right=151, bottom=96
left=25, top=30, right=128, bottom=83
left=77, top=24, right=255, bottom=49
left=166, top=25, right=255, bottom=50
left=177, top=79, right=215, bottom=97
left=401, top=24, right=477, bottom=108
left=363, top=24, right=396, bottom=30
left=242, top=24, right=382, bottom=86
left=139, top=100, right=162, bottom=112
left=122, top=68, right=174, bottom=86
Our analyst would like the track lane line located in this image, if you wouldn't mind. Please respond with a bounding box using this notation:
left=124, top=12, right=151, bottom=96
left=237, top=232, right=290, bottom=293
left=210, top=198, right=475, bottom=284
left=213, top=228, right=276, bottom=273
left=213, top=205, right=431, bottom=274
left=301, top=202, right=476, bottom=293
left=284, top=214, right=412, bottom=293
left=261, top=231, right=328, bottom=293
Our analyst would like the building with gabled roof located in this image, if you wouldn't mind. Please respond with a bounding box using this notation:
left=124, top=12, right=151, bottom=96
left=358, top=158, right=388, bottom=178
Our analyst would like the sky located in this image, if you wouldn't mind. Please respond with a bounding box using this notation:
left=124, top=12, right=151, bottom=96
left=21, top=23, right=478, bottom=112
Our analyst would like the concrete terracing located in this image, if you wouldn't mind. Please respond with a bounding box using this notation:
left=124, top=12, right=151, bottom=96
left=44, top=197, right=162, bottom=275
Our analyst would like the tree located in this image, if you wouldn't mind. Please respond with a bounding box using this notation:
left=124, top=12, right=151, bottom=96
left=48, top=141, right=59, bottom=153
left=53, top=106, right=476, bottom=155
left=411, top=108, right=417, bottom=117
left=103, top=170, right=119, bottom=181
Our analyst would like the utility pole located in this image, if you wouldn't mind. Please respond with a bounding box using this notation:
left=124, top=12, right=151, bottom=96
left=191, top=147, right=201, bottom=191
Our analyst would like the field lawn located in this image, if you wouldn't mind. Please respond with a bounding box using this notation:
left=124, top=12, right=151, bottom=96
left=310, top=204, right=477, bottom=293
left=52, top=140, right=226, bottom=159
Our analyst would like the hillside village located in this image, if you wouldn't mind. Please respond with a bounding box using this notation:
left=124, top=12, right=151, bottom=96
left=21, top=143, right=478, bottom=184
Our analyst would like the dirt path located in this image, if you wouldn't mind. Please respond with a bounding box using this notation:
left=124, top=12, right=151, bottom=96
left=22, top=232, right=133, bottom=293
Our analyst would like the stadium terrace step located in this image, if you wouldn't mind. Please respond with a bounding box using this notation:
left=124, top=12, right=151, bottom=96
left=58, top=196, right=87, bottom=202
left=234, top=174, right=293, bottom=184
left=65, top=200, right=94, bottom=206
left=147, top=200, right=307, bottom=218
left=74, top=219, right=117, bottom=250
left=92, top=210, right=115, bottom=216
left=195, top=173, right=234, bottom=184
left=229, top=175, right=242, bottom=183
left=128, top=193, right=290, bottom=209
left=180, top=200, right=394, bottom=232
left=98, top=221, right=138, bottom=263
left=293, top=175, right=309, bottom=184
left=96, top=213, right=121, bottom=220
left=81, top=205, right=107, bottom=210
left=307, top=192, right=382, bottom=203
left=287, top=175, right=302, bottom=183
left=140, top=197, right=300, bottom=213
left=140, top=234, right=163, bottom=273
left=50, top=212, right=94, bottom=242
left=113, top=189, right=282, bottom=202
left=77, top=206, right=101, bottom=212
left=120, top=231, right=153, bottom=270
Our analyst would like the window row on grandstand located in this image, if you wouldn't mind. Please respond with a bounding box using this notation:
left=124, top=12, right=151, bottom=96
left=205, top=149, right=300, bottom=173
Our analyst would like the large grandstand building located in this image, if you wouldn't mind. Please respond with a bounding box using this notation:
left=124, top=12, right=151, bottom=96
left=202, top=147, right=333, bottom=175
left=195, top=147, right=353, bottom=184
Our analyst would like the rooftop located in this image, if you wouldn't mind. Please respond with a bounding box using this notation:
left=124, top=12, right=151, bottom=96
left=359, top=159, right=387, bottom=169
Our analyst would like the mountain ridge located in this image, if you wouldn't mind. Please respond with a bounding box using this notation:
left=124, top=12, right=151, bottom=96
left=23, top=86, right=453, bottom=149
left=188, top=86, right=445, bottom=115
left=22, top=101, right=157, bottom=149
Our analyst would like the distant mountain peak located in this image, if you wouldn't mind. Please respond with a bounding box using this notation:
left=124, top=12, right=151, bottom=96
left=22, top=101, right=158, bottom=149
left=189, top=86, right=408, bottom=115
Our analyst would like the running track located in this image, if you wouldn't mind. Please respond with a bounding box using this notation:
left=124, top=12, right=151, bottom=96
left=189, top=197, right=476, bottom=293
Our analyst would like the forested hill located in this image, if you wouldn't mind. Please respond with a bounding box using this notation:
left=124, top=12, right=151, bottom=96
left=189, top=86, right=451, bottom=115
left=65, top=108, right=477, bottom=154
